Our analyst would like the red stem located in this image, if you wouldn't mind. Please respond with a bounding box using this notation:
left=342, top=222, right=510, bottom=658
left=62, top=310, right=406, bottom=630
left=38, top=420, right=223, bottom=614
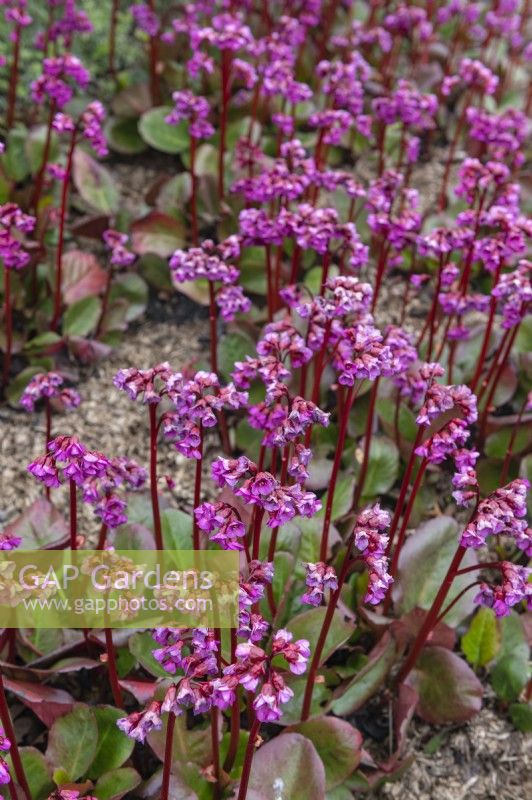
left=149, top=404, right=163, bottom=550
left=192, top=425, right=204, bottom=550
left=146, top=0, right=160, bottom=104
left=438, top=95, right=470, bottom=211
left=51, top=130, right=77, bottom=331
left=44, top=400, right=52, bottom=501
left=109, top=0, right=119, bottom=79
left=433, top=580, right=482, bottom=628
left=352, top=377, right=380, bottom=510
left=469, top=264, right=502, bottom=393
left=190, top=135, right=198, bottom=245
left=265, top=245, right=274, bottom=322
left=208, top=281, right=218, bottom=375
left=69, top=479, right=77, bottom=550
left=160, top=711, right=176, bottom=800
left=3, top=269, right=12, bottom=388
left=388, top=459, right=428, bottom=581
left=396, top=544, right=467, bottom=684
left=251, top=508, right=265, bottom=561
left=97, top=522, right=108, bottom=550
left=103, top=628, right=123, bottom=708
left=477, top=323, right=520, bottom=441
left=500, top=396, right=527, bottom=486
left=223, top=628, right=240, bottom=773
left=319, top=386, right=355, bottom=562
left=0, top=673, right=31, bottom=800
left=32, top=102, right=56, bottom=211
left=371, top=240, right=391, bottom=313
left=6, top=25, right=21, bottom=129
left=210, top=707, right=221, bottom=800
left=236, top=719, right=260, bottom=800
left=385, top=426, right=425, bottom=556
left=301, top=542, right=354, bottom=721
left=218, top=50, right=231, bottom=200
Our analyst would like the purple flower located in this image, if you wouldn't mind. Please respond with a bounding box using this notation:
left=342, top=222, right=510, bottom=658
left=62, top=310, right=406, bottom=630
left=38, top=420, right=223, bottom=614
left=194, top=502, right=246, bottom=550
left=116, top=701, right=162, bottom=743
left=20, top=372, right=81, bottom=412
left=131, top=3, right=159, bottom=36
left=165, top=90, right=214, bottom=140
left=114, top=363, right=176, bottom=404
left=475, top=562, right=532, bottom=616
left=352, top=504, right=393, bottom=605
left=216, top=285, right=251, bottom=321
left=461, top=479, right=529, bottom=549
left=302, top=562, right=338, bottom=606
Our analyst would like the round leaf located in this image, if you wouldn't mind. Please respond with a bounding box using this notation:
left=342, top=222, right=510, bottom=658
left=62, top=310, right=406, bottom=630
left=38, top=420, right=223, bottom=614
left=63, top=296, right=102, bottom=337
left=88, top=706, right=135, bottom=779
left=139, top=107, right=189, bottom=154
left=407, top=647, right=483, bottom=724
left=290, top=718, right=362, bottom=789
left=246, top=733, right=326, bottom=800
left=394, top=516, right=478, bottom=626
left=72, top=149, right=119, bottom=214
left=6, top=748, right=53, bottom=800
left=130, top=212, right=185, bottom=257
left=46, top=704, right=98, bottom=781
left=105, top=117, right=147, bottom=155
left=283, top=607, right=353, bottom=664
left=355, top=436, right=399, bottom=498
left=93, top=767, right=141, bottom=800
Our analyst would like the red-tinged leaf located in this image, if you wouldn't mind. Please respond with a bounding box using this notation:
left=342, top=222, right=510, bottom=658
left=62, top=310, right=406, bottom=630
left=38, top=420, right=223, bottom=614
left=393, top=683, right=418, bottom=758
left=112, top=84, right=152, bottom=118
left=406, top=646, right=483, bottom=724
left=118, top=679, right=157, bottom=705
left=391, top=608, right=456, bottom=651
left=3, top=677, right=74, bottom=727
left=330, top=631, right=398, bottom=716
left=0, top=656, right=100, bottom=682
left=289, top=717, right=362, bottom=790
left=70, top=215, right=111, bottom=240
left=246, top=733, right=326, bottom=800
left=67, top=337, right=113, bottom=364
left=72, top=148, right=119, bottom=215
left=130, top=211, right=185, bottom=257
left=2, top=499, right=69, bottom=549
left=393, top=516, right=478, bottom=626
left=61, top=250, right=108, bottom=305
left=148, top=712, right=212, bottom=767
left=491, top=363, right=518, bottom=408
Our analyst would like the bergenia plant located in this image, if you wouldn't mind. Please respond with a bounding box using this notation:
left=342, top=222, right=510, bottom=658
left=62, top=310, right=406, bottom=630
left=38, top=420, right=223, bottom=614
left=0, top=2, right=530, bottom=800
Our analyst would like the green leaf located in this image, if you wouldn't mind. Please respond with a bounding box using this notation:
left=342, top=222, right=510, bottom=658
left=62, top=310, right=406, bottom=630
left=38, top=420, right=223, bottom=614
left=93, top=767, right=141, bottom=800
left=63, top=296, right=102, bottom=337
left=461, top=608, right=500, bottom=668
left=46, top=704, right=98, bottom=781
left=5, top=365, right=43, bottom=406
left=409, top=647, right=483, bottom=724
left=394, top=516, right=478, bottom=626
left=23, top=332, right=63, bottom=353
left=246, top=733, right=326, bottom=800
left=161, top=508, right=193, bottom=549
left=330, top=633, right=397, bottom=716
left=138, top=253, right=173, bottom=291
left=3, top=126, right=30, bottom=182
left=276, top=675, right=331, bottom=725
left=218, top=331, right=256, bottom=382
left=6, top=747, right=53, bottom=800
left=485, top=427, right=530, bottom=459
left=235, top=419, right=263, bottom=462
left=109, top=273, right=148, bottom=322
left=105, top=117, right=147, bottom=155
left=138, top=107, right=189, bottom=154
left=283, top=607, right=352, bottom=664
left=376, top=397, right=417, bottom=442
left=319, top=475, right=353, bottom=521
left=129, top=631, right=169, bottom=678
left=491, top=655, right=528, bottom=703
left=148, top=710, right=211, bottom=767
left=72, top=148, right=119, bottom=214
left=509, top=703, right=532, bottom=733
left=25, top=125, right=59, bottom=174
left=130, top=211, right=185, bottom=257
left=290, top=718, right=362, bottom=790
left=88, top=707, right=135, bottom=779
left=355, top=436, right=399, bottom=497
left=239, top=247, right=267, bottom=295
